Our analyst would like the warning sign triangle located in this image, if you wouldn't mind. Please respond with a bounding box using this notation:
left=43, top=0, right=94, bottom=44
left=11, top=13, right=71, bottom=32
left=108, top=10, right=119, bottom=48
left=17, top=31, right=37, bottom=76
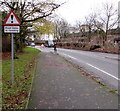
left=4, top=10, right=21, bottom=25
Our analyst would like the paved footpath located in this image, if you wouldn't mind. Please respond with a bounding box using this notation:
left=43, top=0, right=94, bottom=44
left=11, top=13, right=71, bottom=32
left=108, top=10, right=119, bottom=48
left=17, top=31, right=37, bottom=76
left=28, top=52, right=118, bottom=109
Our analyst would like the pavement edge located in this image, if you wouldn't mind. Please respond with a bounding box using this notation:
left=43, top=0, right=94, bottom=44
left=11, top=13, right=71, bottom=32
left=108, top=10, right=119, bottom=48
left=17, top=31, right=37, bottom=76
left=25, top=53, right=40, bottom=109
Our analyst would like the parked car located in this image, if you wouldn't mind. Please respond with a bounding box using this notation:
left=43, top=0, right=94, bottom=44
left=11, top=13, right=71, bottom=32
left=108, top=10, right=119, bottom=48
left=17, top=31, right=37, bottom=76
left=31, top=42, right=35, bottom=47
left=114, top=37, right=120, bottom=43
left=45, top=40, right=54, bottom=47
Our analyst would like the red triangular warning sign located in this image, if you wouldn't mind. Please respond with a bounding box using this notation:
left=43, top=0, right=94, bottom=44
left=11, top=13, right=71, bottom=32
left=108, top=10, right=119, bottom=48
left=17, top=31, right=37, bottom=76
left=4, top=10, right=21, bottom=25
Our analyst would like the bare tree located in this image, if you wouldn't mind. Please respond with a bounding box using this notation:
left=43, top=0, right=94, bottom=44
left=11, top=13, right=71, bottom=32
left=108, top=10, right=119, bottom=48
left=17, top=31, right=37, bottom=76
left=53, top=19, right=61, bottom=40
left=99, top=2, right=118, bottom=41
left=76, top=20, right=82, bottom=32
left=118, top=1, right=120, bottom=28
left=84, top=13, right=95, bottom=42
left=0, top=0, right=62, bottom=51
left=53, top=18, right=70, bottom=38
left=76, top=21, right=87, bottom=37
left=0, top=0, right=61, bottom=24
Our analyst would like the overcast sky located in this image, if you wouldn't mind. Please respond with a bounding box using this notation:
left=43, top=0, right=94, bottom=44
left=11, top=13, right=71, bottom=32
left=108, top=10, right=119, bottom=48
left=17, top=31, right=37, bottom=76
left=55, top=0, right=120, bottom=26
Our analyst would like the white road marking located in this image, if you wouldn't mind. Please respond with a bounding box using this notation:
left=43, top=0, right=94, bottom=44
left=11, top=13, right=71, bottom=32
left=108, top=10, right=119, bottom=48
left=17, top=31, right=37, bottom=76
left=86, top=63, right=120, bottom=81
left=61, top=53, right=119, bottom=81
left=67, top=55, right=77, bottom=60
left=62, top=53, right=77, bottom=60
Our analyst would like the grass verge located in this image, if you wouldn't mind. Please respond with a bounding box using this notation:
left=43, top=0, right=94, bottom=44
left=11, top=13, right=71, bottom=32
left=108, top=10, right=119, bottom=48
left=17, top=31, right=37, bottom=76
left=2, top=47, right=40, bottom=109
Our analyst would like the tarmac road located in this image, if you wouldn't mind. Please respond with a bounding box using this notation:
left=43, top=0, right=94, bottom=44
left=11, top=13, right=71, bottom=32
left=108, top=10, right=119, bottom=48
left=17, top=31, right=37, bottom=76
left=35, top=46, right=119, bottom=90
left=28, top=51, right=118, bottom=109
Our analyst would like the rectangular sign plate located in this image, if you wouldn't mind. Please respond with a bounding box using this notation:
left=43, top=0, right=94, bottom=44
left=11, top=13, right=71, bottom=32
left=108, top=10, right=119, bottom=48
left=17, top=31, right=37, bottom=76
left=4, top=26, right=20, bottom=33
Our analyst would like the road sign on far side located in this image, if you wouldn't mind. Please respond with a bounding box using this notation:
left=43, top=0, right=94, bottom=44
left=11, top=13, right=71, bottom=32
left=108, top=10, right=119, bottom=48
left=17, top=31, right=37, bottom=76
left=4, top=10, right=21, bottom=25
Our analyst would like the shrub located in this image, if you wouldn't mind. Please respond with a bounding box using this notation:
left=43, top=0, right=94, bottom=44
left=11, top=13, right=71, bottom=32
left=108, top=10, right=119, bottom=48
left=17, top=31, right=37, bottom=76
left=90, top=45, right=101, bottom=50
left=66, top=43, right=70, bottom=46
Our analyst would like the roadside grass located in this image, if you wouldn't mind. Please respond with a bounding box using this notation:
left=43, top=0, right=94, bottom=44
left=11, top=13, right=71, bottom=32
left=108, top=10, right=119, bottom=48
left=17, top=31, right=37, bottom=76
left=2, top=47, right=40, bottom=109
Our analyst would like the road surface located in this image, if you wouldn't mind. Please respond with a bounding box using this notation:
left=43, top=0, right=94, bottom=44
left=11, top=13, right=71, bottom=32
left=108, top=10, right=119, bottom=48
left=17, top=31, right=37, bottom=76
left=35, top=46, right=119, bottom=91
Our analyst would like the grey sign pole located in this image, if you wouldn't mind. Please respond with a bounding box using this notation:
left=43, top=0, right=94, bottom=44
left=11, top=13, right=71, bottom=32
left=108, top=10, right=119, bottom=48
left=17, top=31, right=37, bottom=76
left=4, top=9, right=20, bottom=84
left=11, top=33, right=14, bottom=84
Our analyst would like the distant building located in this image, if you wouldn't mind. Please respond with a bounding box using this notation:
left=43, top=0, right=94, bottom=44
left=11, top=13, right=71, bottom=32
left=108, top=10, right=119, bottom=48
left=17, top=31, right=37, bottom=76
left=69, top=27, right=79, bottom=34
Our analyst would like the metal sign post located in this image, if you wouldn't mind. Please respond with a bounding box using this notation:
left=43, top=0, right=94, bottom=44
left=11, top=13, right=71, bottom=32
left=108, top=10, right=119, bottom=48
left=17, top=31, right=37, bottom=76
left=11, top=33, right=14, bottom=84
left=4, top=10, right=21, bottom=84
